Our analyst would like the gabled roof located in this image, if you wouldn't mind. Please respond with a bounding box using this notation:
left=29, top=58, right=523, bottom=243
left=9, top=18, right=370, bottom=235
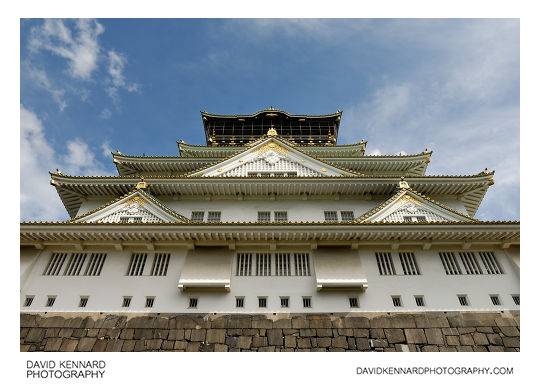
left=72, top=187, right=189, bottom=224
left=358, top=186, right=476, bottom=223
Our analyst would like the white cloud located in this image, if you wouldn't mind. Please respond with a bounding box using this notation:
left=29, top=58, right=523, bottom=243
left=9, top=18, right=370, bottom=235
left=106, top=50, right=140, bottom=103
left=99, top=108, right=112, bottom=119
left=27, top=67, right=67, bottom=111
left=101, top=140, right=113, bottom=158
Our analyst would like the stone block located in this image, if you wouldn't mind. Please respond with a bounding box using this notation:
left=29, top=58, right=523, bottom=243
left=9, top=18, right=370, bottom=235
left=120, top=329, right=135, bottom=340
left=77, top=337, right=97, bottom=352
left=476, top=327, right=493, bottom=333
left=154, top=317, right=169, bottom=329
left=106, top=340, right=124, bottom=352
left=242, top=329, right=258, bottom=336
left=187, top=342, right=201, bottom=352
left=458, top=327, right=476, bottom=334
left=424, top=329, right=444, bottom=345
left=472, top=333, right=489, bottom=345
left=214, top=344, right=228, bottom=352
left=292, top=317, right=310, bottom=329
left=133, top=329, right=153, bottom=340
left=370, top=328, right=385, bottom=338
left=206, top=329, right=226, bottom=344
left=20, top=314, right=39, bottom=328
left=153, top=329, right=168, bottom=339
left=127, top=316, right=155, bottom=329
left=297, top=338, right=311, bottom=349
left=133, top=340, right=145, bottom=351
left=459, top=334, right=474, bottom=346
left=283, top=329, right=299, bottom=336
left=309, top=318, right=332, bottom=329
left=72, top=329, right=86, bottom=338
left=502, top=337, right=520, bottom=348
left=337, top=328, right=354, bottom=336
left=273, top=319, right=292, bottom=329
left=25, top=328, right=45, bottom=343
left=102, top=315, right=126, bottom=328
left=316, top=338, right=331, bottom=348
left=45, top=328, right=60, bottom=338
left=267, top=329, right=284, bottom=346
left=122, top=340, right=136, bottom=352
left=190, top=329, right=206, bottom=342
left=414, top=314, right=449, bottom=328
left=329, top=348, right=345, bottom=352
left=285, top=335, right=297, bottom=348
left=236, top=336, right=252, bottom=349
left=212, top=317, right=228, bottom=329
left=446, top=335, right=460, bottom=346
left=404, top=329, right=427, bottom=344
left=91, top=339, right=107, bottom=352
left=226, top=329, right=243, bottom=337
left=20, top=328, right=29, bottom=339
left=58, top=328, right=73, bottom=338
left=316, top=329, right=333, bottom=337
left=439, top=346, right=457, bottom=352
left=354, top=329, right=369, bottom=338
left=252, top=319, right=273, bottom=329
left=174, top=340, right=188, bottom=350
left=161, top=340, right=175, bottom=350
left=40, top=316, right=66, bottom=328
left=343, top=317, right=370, bottom=329
left=422, top=346, right=439, bottom=352
left=310, top=348, right=326, bottom=352
left=347, top=337, right=356, bottom=350
left=473, top=346, right=488, bottom=352
left=442, top=328, right=459, bottom=336
left=495, top=317, right=517, bottom=327
left=332, top=336, right=348, bottom=349
left=456, top=346, right=474, bottom=352
left=371, top=339, right=388, bottom=348
left=368, top=316, right=392, bottom=329
left=499, top=326, right=519, bottom=337
left=488, top=346, right=505, bottom=352
left=300, top=329, right=316, bottom=337
left=258, top=346, right=275, bottom=352
left=384, top=329, right=405, bottom=344
left=487, top=333, right=503, bottom=345
left=253, top=336, right=268, bottom=347
left=59, top=339, right=78, bottom=352
left=44, top=338, right=63, bottom=351
left=227, top=316, right=252, bottom=329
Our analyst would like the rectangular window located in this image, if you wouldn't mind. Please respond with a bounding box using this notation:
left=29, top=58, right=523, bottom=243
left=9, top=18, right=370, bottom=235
left=490, top=295, right=501, bottom=306
left=257, top=211, right=271, bottom=223
left=399, top=252, right=420, bottom=275
left=84, top=253, right=107, bottom=276
left=255, top=253, right=271, bottom=276
left=236, top=297, right=244, bottom=308
left=302, top=297, right=311, bottom=308
left=349, top=297, right=359, bottom=308
left=24, top=296, right=34, bottom=307
left=189, top=298, right=198, bottom=308
left=479, top=251, right=503, bottom=274
left=122, top=297, right=132, bottom=308
left=127, top=253, right=147, bottom=276
left=512, top=295, right=520, bottom=305
left=120, top=216, right=142, bottom=223
left=79, top=297, right=88, bottom=308
left=258, top=297, right=267, bottom=308
left=294, top=253, right=310, bottom=276
left=46, top=296, right=56, bottom=307
left=145, top=297, right=155, bottom=308
left=150, top=253, right=170, bottom=276
left=236, top=253, right=252, bottom=276
left=43, top=253, right=67, bottom=276
left=392, top=296, right=402, bottom=307
left=191, top=211, right=205, bottom=222
left=457, top=295, right=469, bottom=306
left=459, top=252, right=483, bottom=275
left=207, top=211, right=221, bottom=222
left=280, top=297, right=289, bottom=308
left=274, top=211, right=288, bottom=222
left=275, top=253, right=291, bottom=276
left=439, top=252, right=462, bottom=275
left=403, top=216, right=413, bottom=222
left=324, top=211, right=338, bottom=222
left=375, top=252, right=396, bottom=275
left=340, top=211, right=355, bottom=221
left=414, top=296, right=425, bottom=307
left=63, top=253, right=87, bottom=276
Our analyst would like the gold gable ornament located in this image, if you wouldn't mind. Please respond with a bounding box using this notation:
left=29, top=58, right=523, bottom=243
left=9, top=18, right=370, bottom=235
left=136, top=178, right=147, bottom=190
left=267, top=126, right=278, bottom=136
left=398, top=177, right=410, bottom=189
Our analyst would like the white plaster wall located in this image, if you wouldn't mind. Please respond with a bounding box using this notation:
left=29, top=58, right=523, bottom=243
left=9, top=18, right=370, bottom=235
left=20, top=245, right=519, bottom=313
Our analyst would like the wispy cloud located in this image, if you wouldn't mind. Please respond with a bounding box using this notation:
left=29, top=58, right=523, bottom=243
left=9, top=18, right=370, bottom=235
left=106, top=50, right=140, bottom=104
left=101, top=140, right=113, bottom=158
left=99, top=108, right=112, bottom=119
left=27, top=67, right=68, bottom=111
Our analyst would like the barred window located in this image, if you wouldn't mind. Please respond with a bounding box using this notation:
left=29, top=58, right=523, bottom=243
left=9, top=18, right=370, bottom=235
left=349, top=297, right=359, bottom=308
left=122, top=297, right=131, bottom=307
left=457, top=295, right=469, bottom=306
left=79, top=297, right=88, bottom=308
left=189, top=298, right=198, bottom=308
left=150, top=253, right=170, bottom=276
left=236, top=297, right=244, bottom=308
left=191, top=211, right=205, bottom=222
left=236, top=253, right=252, bottom=276
left=414, top=296, right=425, bottom=307
left=24, top=296, right=34, bottom=307
left=294, top=253, right=310, bottom=276
left=324, top=211, right=338, bottom=222
left=127, top=253, right=147, bottom=276
left=439, top=252, right=462, bottom=275
left=63, top=253, right=87, bottom=276
left=43, top=253, right=67, bottom=276
left=399, top=252, right=420, bottom=275
left=84, top=253, right=107, bottom=276
left=120, top=216, right=142, bottom=223
left=512, top=295, right=520, bottom=305
left=280, top=297, right=289, bottom=308
left=459, top=252, right=483, bottom=275
left=255, top=253, right=271, bottom=276
left=274, top=211, right=288, bottom=222
left=403, top=215, right=427, bottom=222
left=375, top=252, right=396, bottom=275
left=479, top=251, right=503, bottom=274
left=490, top=295, right=501, bottom=306
left=340, top=211, right=355, bottom=221
left=257, top=211, right=271, bottom=223
left=302, top=297, right=311, bottom=308
left=145, top=297, right=155, bottom=308
left=207, top=211, right=221, bottom=222
left=46, top=296, right=56, bottom=307
left=258, top=297, right=267, bottom=308
left=392, top=296, right=402, bottom=307
left=275, top=253, right=291, bottom=276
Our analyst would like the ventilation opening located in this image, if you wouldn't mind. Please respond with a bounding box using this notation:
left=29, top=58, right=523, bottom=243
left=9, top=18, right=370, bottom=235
left=127, top=253, right=147, bottom=276
left=120, top=217, right=142, bottom=223
left=490, top=295, right=501, bottom=306
left=512, top=295, right=520, bottom=305
left=392, top=296, right=402, bottom=307
left=248, top=171, right=297, bottom=177
left=145, top=297, right=155, bottom=308
left=274, top=211, right=288, bottom=222
left=399, top=252, right=420, bottom=275
left=258, top=297, right=267, bottom=308
left=189, top=298, right=198, bottom=308
left=414, top=296, right=425, bottom=307
left=46, top=297, right=56, bottom=307
left=375, top=252, right=396, bottom=275
left=24, top=296, right=34, bottom=307
left=340, top=211, right=355, bottom=221
left=236, top=297, right=244, bottom=308
left=207, top=211, right=221, bottom=222
left=236, top=253, right=252, bottom=276
left=439, top=252, right=462, bottom=275
left=79, top=297, right=88, bottom=308
left=324, top=211, right=338, bottom=222
left=43, top=253, right=67, bottom=276
left=64, top=253, right=87, bottom=276
left=459, top=252, right=482, bottom=275
left=150, top=253, right=170, bottom=276
left=280, top=297, right=289, bottom=308
left=275, top=253, right=291, bottom=276
left=122, top=297, right=132, bottom=308
left=257, top=211, right=271, bottom=223
left=255, top=253, right=271, bottom=276
left=191, top=211, right=205, bottom=222
left=458, top=295, right=469, bottom=306
left=349, top=297, right=359, bottom=308
left=85, top=253, right=107, bottom=276
left=479, top=251, right=503, bottom=274
left=294, top=253, right=310, bottom=276
left=302, top=297, right=311, bottom=308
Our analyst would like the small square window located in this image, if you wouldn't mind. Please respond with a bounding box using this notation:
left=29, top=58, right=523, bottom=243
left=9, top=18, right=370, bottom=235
left=189, top=298, right=198, bottom=308
left=391, top=296, right=402, bottom=307
left=258, top=211, right=271, bottom=223
left=191, top=211, right=205, bottom=222
left=145, top=297, right=155, bottom=308
left=79, top=297, right=88, bottom=308
left=324, top=211, right=338, bottom=222
left=280, top=297, right=289, bottom=308
left=122, top=297, right=132, bottom=308
left=236, top=297, right=244, bottom=308
left=457, top=295, right=469, bottom=306
left=414, top=296, right=425, bottom=307
left=349, top=297, right=359, bottom=308
left=490, top=295, right=501, bottom=306
left=274, top=211, right=288, bottom=222
left=340, top=211, right=355, bottom=221
left=302, top=297, right=311, bottom=308
left=512, top=295, right=520, bottom=305
left=258, top=297, right=267, bottom=308
left=46, top=296, right=56, bottom=307
left=207, top=211, right=221, bottom=222
left=24, top=296, right=34, bottom=307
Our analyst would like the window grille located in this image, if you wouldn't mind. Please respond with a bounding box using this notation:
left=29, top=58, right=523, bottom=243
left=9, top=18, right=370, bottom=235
left=324, top=211, right=338, bottom=222
left=294, top=253, right=310, bottom=276
left=63, top=253, right=87, bottom=276
left=274, top=211, right=288, bottom=222
left=512, top=295, right=520, bottom=305
left=258, top=211, right=271, bottom=223
left=280, top=297, right=289, bottom=308
left=207, top=211, right=221, bottom=222
left=392, top=296, right=402, bottom=307
left=403, top=215, right=427, bottom=222
left=490, top=295, right=501, bottom=306
left=457, top=295, right=469, bottom=306
left=189, top=298, right=198, bottom=308
left=145, top=297, right=155, bottom=308
left=255, top=253, right=271, bottom=276
left=349, top=297, right=359, bottom=308
left=84, top=253, right=107, bottom=276
left=236, top=297, right=244, bottom=308
left=127, top=253, right=147, bottom=276
left=43, top=253, right=67, bottom=276
left=439, top=252, right=462, bottom=275
left=459, top=252, right=483, bottom=275
left=479, top=251, right=503, bottom=274
left=302, top=297, right=311, bottom=308
left=275, top=253, right=291, bottom=276
left=120, top=216, right=142, bottom=223
left=399, top=252, right=420, bottom=275
left=191, top=211, right=205, bottom=222
left=122, top=297, right=131, bottom=307
left=46, top=296, right=56, bottom=307
left=403, top=217, right=413, bottom=222
left=150, top=253, right=170, bottom=276
left=24, top=296, right=34, bottom=307
left=415, top=296, right=425, bottom=307
left=236, top=253, right=252, bottom=276
left=79, top=297, right=88, bottom=308
left=340, top=211, right=355, bottom=221
left=375, top=252, right=396, bottom=275
left=258, top=297, right=267, bottom=308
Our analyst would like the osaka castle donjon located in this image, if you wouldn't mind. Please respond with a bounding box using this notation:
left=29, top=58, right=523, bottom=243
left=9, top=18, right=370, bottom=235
left=20, top=108, right=520, bottom=318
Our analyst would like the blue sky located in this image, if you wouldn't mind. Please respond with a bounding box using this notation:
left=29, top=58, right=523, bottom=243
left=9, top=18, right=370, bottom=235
left=20, top=19, right=519, bottom=221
